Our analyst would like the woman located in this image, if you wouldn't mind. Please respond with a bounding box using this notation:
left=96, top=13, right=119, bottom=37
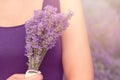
left=0, top=0, right=94, bottom=80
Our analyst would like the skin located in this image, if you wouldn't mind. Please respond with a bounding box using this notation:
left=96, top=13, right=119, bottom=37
left=7, top=74, right=43, bottom=80
left=60, top=0, right=94, bottom=80
left=0, top=0, right=94, bottom=80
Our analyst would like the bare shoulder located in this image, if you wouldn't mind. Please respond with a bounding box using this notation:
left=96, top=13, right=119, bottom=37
left=60, top=0, right=89, bottom=51
left=60, top=0, right=84, bottom=17
left=60, top=0, right=83, bottom=12
left=60, top=0, right=94, bottom=79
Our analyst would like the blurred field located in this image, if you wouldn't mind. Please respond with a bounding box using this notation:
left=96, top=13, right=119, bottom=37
left=81, top=0, right=120, bottom=80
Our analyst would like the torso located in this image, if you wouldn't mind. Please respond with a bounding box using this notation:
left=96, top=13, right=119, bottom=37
left=0, top=0, right=43, bottom=27
left=0, top=0, right=63, bottom=80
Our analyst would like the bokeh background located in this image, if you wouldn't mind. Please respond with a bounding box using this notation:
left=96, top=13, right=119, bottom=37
left=82, top=0, right=120, bottom=80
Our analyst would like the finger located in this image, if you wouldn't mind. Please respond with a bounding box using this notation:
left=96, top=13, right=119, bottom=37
left=28, top=74, right=43, bottom=80
left=7, top=74, right=26, bottom=80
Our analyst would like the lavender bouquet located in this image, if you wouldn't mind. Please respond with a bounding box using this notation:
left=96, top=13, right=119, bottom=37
left=24, top=5, right=72, bottom=76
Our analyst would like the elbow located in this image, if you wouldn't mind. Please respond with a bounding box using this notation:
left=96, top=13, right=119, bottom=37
left=63, top=57, right=94, bottom=80
left=64, top=68, right=94, bottom=80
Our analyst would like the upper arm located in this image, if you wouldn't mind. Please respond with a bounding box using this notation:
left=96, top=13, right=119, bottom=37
left=60, top=0, right=94, bottom=80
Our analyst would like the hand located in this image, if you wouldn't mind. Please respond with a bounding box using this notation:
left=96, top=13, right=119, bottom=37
left=7, top=73, right=43, bottom=80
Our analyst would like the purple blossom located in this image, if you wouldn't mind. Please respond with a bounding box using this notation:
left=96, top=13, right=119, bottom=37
left=82, top=0, right=120, bottom=79
left=25, top=5, right=73, bottom=70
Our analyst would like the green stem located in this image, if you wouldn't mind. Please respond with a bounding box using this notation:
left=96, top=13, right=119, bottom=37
left=36, top=48, right=47, bottom=70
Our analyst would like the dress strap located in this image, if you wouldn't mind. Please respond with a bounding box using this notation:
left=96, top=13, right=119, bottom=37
left=42, top=0, right=60, bottom=12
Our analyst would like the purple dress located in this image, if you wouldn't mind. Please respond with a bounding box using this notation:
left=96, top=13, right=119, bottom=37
left=0, top=0, right=63, bottom=80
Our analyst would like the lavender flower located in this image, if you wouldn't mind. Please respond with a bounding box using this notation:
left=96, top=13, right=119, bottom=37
left=82, top=0, right=120, bottom=79
left=25, top=5, right=73, bottom=70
